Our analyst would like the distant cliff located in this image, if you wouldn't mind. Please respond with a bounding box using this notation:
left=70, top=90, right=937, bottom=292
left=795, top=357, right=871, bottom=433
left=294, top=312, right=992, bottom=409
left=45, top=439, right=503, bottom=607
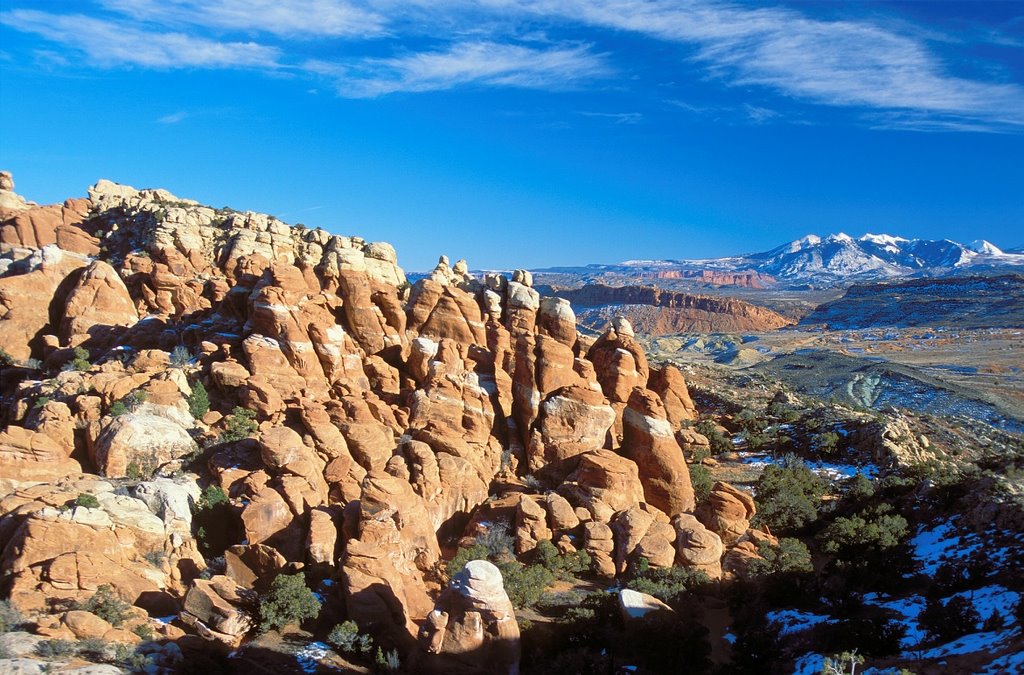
left=542, top=283, right=795, bottom=334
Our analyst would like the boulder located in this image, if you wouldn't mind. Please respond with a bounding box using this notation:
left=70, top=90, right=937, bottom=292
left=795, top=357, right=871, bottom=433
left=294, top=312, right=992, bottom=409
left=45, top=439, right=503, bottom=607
left=180, top=576, right=255, bottom=647
left=673, top=514, right=724, bottom=579
left=696, top=482, right=756, bottom=545
left=92, top=413, right=197, bottom=479
left=421, top=559, right=520, bottom=675
left=60, top=260, right=139, bottom=349
left=618, top=588, right=673, bottom=621
left=621, top=388, right=695, bottom=516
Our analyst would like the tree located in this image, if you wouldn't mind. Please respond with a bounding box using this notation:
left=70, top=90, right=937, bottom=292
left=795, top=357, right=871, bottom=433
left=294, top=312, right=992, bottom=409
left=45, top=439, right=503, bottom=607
left=751, top=457, right=827, bottom=534
left=220, top=406, right=257, bottom=442
left=259, top=573, right=321, bottom=632
left=187, top=380, right=210, bottom=419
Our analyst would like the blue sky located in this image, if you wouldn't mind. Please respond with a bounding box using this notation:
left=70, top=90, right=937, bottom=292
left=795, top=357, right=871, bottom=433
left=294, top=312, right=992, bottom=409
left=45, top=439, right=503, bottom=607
left=1, top=1, right=1022, bottom=271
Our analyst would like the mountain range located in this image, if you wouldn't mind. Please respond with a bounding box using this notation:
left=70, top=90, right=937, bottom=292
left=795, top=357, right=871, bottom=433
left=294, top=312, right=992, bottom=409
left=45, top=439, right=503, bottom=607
left=536, top=233, right=1024, bottom=287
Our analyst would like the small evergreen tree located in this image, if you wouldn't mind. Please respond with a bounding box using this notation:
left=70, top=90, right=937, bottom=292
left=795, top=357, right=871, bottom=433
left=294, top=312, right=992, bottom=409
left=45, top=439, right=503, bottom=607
left=187, top=380, right=210, bottom=419
left=259, top=573, right=321, bottom=632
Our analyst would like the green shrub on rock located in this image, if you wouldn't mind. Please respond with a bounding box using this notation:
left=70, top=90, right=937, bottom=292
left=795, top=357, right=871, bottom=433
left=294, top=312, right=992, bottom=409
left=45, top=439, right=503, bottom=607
left=78, top=584, right=130, bottom=626
left=187, top=380, right=210, bottom=419
left=220, top=406, right=257, bottom=442
left=75, top=493, right=100, bottom=509
left=328, top=620, right=372, bottom=655
left=259, top=573, right=321, bottom=632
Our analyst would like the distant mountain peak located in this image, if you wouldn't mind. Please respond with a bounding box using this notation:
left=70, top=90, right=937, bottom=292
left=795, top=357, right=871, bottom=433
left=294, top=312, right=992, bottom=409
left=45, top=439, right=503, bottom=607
left=968, top=239, right=1003, bottom=255
left=860, top=233, right=909, bottom=246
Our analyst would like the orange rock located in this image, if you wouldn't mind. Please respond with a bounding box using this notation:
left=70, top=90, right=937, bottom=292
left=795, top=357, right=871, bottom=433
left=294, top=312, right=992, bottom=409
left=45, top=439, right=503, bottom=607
left=696, top=482, right=756, bottom=545
left=621, top=388, right=695, bottom=516
left=649, top=364, right=698, bottom=427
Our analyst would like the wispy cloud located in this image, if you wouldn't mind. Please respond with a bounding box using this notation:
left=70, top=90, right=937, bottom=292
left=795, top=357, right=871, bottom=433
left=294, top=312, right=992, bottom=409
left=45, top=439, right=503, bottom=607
left=1, top=10, right=280, bottom=69
left=157, top=111, right=188, bottom=124
left=511, top=0, right=1024, bottom=129
left=98, top=0, right=385, bottom=38
left=579, top=111, right=644, bottom=124
left=3, top=0, right=1023, bottom=131
left=309, top=41, right=611, bottom=98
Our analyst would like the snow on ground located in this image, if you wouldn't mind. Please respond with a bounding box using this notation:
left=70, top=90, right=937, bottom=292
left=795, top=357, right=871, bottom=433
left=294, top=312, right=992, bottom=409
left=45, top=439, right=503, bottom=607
left=909, top=518, right=1016, bottom=576
left=980, top=648, right=1024, bottom=674
left=951, top=584, right=1020, bottom=625
left=792, top=652, right=824, bottom=675
left=909, top=626, right=1021, bottom=660
left=766, top=609, right=833, bottom=636
left=737, top=452, right=879, bottom=479
left=295, top=641, right=332, bottom=673
left=861, top=592, right=927, bottom=648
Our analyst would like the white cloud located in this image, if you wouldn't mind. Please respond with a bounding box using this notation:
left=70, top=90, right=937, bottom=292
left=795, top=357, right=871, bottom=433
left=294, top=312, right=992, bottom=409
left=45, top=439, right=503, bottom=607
left=469, top=0, right=1024, bottom=128
left=1, top=10, right=280, bottom=68
left=3, top=0, right=1022, bottom=130
left=99, top=0, right=386, bottom=38
left=310, top=41, right=611, bottom=97
left=157, top=111, right=188, bottom=124
left=579, top=111, right=644, bottom=124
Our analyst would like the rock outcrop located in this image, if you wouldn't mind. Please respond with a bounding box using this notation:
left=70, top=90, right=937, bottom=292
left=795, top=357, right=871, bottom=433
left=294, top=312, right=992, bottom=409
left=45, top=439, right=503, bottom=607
left=421, top=559, right=520, bottom=674
left=0, top=175, right=717, bottom=667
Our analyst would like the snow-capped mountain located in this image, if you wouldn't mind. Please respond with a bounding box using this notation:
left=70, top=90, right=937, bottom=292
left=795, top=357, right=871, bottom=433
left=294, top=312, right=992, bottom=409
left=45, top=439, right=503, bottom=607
left=532, top=233, right=1024, bottom=287
left=688, top=233, right=1024, bottom=284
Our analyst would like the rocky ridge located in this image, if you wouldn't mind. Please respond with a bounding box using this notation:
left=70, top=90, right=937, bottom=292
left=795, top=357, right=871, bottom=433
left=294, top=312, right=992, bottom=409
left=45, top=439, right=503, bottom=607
left=0, top=174, right=784, bottom=671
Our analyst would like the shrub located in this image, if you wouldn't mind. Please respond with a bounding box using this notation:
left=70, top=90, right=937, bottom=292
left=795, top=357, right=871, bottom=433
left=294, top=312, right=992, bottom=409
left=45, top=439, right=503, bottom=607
left=532, top=539, right=592, bottom=576
left=751, top=457, right=827, bottom=534
left=71, top=346, right=91, bottom=372
left=75, top=493, right=100, bottom=509
left=132, top=623, right=155, bottom=641
left=198, top=485, right=229, bottom=510
left=982, top=611, right=1005, bottom=632
left=502, top=560, right=555, bottom=609
left=816, top=431, right=842, bottom=456
left=187, top=380, right=210, bottom=419
left=170, top=345, right=193, bottom=367
left=193, top=486, right=235, bottom=558
left=818, top=504, right=909, bottom=558
left=79, top=584, right=130, bottom=627
left=475, top=523, right=514, bottom=557
left=0, top=348, right=13, bottom=367
left=220, top=406, right=258, bottom=442
left=690, top=463, right=713, bottom=504
left=144, top=550, right=167, bottom=568
left=328, top=620, right=373, bottom=655
left=747, top=537, right=813, bottom=577
left=125, top=456, right=158, bottom=481
left=374, top=647, right=401, bottom=672
left=822, top=651, right=864, bottom=675
left=110, top=390, right=148, bottom=417
left=36, top=639, right=76, bottom=658
left=259, top=573, right=321, bottom=632
left=844, top=473, right=875, bottom=502
left=695, top=420, right=732, bottom=454
left=626, top=563, right=710, bottom=607
left=77, top=637, right=108, bottom=658
left=0, top=600, right=22, bottom=633
left=919, top=596, right=980, bottom=642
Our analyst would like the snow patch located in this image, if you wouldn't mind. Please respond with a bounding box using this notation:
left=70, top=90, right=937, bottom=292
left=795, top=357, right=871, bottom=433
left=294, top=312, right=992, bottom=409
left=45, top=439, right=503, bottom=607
left=295, top=641, right=331, bottom=673
left=766, top=609, right=833, bottom=636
